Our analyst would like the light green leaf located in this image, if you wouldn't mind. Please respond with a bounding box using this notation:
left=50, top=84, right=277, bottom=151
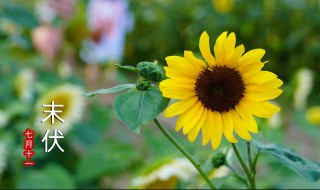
left=76, top=141, right=141, bottom=181
left=84, top=84, right=135, bottom=97
left=253, top=140, right=320, bottom=182
left=114, top=89, right=169, bottom=133
left=113, top=64, right=138, bottom=72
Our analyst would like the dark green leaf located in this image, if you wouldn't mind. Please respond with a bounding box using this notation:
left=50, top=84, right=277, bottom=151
left=84, top=84, right=135, bottom=97
left=76, top=141, right=141, bottom=181
left=113, top=64, right=138, bottom=72
left=253, top=140, right=320, bottom=182
left=114, top=89, right=169, bottom=133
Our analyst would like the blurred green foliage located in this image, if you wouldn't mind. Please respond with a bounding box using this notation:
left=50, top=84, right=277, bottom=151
left=0, top=0, right=319, bottom=189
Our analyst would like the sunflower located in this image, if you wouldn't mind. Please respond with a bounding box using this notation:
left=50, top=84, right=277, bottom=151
left=159, top=31, right=282, bottom=150
left=35, top=84, right=85, bottom=133
left=130, top=158, right=196, bottom=189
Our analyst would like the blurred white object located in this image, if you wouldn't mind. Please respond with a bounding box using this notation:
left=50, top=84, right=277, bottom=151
left=130, top=158, right=197, bottom=188
left=58, top=61, right=73, bottom=79
left=294, top=68, right=314, bottom=110
left=267, top=112, right=282, bottom=128
left=81, top=0, right=134, bottom=64
left=35, top=0, right=56, bottom=24
left=0, top=142, right=7, bottom=176
left=35, top=0, right=75, bottom=23
left=0, top=110, right=8, bottom=128
left=208, top=166, right=231, bottom=178
left=15, top=68, right=35, bottom=102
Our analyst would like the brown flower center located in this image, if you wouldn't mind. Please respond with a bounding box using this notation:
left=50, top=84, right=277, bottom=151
left=195, top=66, right=245, bottom=113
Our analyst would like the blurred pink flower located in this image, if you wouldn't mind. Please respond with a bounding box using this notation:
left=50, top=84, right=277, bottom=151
left=32, top=26, right=63, bottom=59
left=81, top=0, right=134, bottom=64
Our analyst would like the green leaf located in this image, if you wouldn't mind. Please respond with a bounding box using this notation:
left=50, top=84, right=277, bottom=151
left=113, top=64, right=138, bottom=72
left=17, top=164, right=75, bottom=189
left=76, top=141, right=141, bottom=181
left=84, top=84, right=135, bottom=97
left=0, top=4, right=39, bottom=29
left=114, top=89, right=169, bottom=133
left=253, top=140, right=320, bottom=182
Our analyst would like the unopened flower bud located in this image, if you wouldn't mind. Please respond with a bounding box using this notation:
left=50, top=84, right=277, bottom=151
left=211, top=152, right=226, bottom=168
left=137, top=61, right=163, bottom=82
left=136, top=79, right=151, bottom=91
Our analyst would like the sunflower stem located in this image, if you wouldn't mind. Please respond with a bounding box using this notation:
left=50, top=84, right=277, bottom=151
left=246, top=142, right=256, bottom=189
left=252, top=151, right=261, bottom=188
left=154, top=118, right=217, bottom=189
left=231, top=143, right=255, bottom=189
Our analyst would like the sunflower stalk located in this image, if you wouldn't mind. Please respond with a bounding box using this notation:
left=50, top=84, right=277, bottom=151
left=153, top=118, right=217, bottom=189
left=231, top=143, right=255, bottom=189
left=247, top=142, right=256, bottom=189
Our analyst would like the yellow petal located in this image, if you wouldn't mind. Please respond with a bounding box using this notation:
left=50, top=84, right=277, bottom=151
left=183, top=105, right=204, bottom=135
left=211, top=111, right=223, bottom=150
left=228, top=45, right=245, bottom=68
left=245, top=86, right=283, bottom=101
left=184, top=51, right=207, bottom=69
left=159, top=80, right=195, bottom=100
left=188, top=109, right=207, bottom=142
left=164, top=67, right=197, bottom=85
left=175, top=102, right=202, bottom=131
left=214, top=32, right=228, bottom=65
left=164, top=97, right=198, bottom=117
left=165, top=56, right=199, bottom=78
left=221, top=111, right=238, bottom=143
left=235, top=103, right=258, bottom=133
left=202, top=111, right=213, bottom=145
left=160, top=79, right=195, bottom=89
left=239, top=49, right=265, bottom=69
left=244, top=71, right=278, bottom=84
left=261, top=78, right=283, bottom=89
left=224, top=32, right=236, bottom=62
left=229, top=110, right=252, bottom=141
left=239, top=61, right=265, bottom=78
left=199, top=31, right=216, bottom=67
left=160, top=89, right=194, bottom=100
left=246, top=101, right=281, bottom=118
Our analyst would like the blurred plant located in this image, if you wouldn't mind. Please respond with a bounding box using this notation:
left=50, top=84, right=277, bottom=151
left=208, top=166, right=230, bottom=179
left=306, top=106, right=320, bottom=126
left=35, top=0, right=56, bottom=25
left=32, top=26, right=63, bottom=59
left=35, top=84, right=85, bottom=133
left=0, top=142, right=7, bottom=177
left=0, top=111, right=8, bottom=129
left=80, top=0, right=133, bottom=64
left=15, top=68, right=34, bottom=102
left=212, top=0, right=234, bottom=14
left=267, top=112, right=282, bottom=129
left=130, top=157, right=197, bottom=189
left=211, top=152, right=226, bottom=169
left=293, top=68, right=314, bottom=110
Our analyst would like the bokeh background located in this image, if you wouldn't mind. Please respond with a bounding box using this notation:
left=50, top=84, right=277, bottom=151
left=0, top=0, right=320, bottom=189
